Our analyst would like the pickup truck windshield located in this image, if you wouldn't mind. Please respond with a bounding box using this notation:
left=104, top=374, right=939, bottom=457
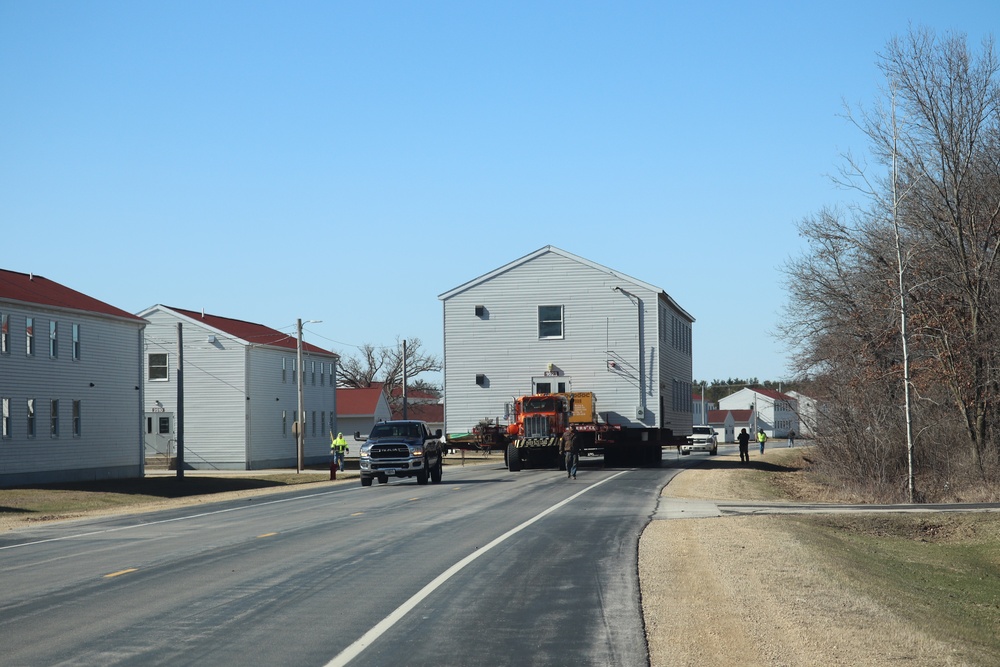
left=370, top=423, right=422, bottom=438
left=692, top=427, right=713, bottom=435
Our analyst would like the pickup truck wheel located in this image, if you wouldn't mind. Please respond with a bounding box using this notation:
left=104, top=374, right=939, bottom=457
left=416, top=459, right=429, bottom=485
left=377, top=475, right=388, bottom=484
left=507, top=443, right=521, bottom=472
left=360, top=475, right=373, bottom=487
left=710, top=445, right=718, bottom=455
left=430, top=457, right=442, bottom=484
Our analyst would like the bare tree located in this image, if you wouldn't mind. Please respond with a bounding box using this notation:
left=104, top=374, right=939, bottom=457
left=336, top=337, right=442, bottom=410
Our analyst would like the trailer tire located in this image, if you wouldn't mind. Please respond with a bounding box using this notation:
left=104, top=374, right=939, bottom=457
left=430, top=457, right=443, bottom=484
left=507, top=443, right=521, bottom=472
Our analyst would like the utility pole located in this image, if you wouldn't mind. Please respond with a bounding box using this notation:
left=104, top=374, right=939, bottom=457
left=402, top=339, right=408, bottom=420
left=296, top=318, right=304, bottom=473
left=176, top=322, right=184, bottom=479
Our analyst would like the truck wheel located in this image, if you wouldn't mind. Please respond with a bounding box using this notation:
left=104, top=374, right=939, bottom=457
left=507, top=443, right=521, bottom=472
left=361, top=475, right=373, bottom=487
left=416, top=459, right=429, bottom=485
left=710, top=445, right=718, bottom=456
left=430, top=457, right=443, bottom=484
left=377, top=475, right=388, bottom=484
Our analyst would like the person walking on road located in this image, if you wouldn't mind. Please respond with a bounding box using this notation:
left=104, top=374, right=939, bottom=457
left=787, top=430, right=796, bottom=447
left=561, top=427, right=578, bottom=479
left=330, top=431, right=349, bottom=471
left=737, top=428, right=751, bottom=463
left=757, top=428, right=767, bottom=455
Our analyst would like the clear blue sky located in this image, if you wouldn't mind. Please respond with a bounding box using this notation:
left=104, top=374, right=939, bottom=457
left=2, top=1, right=996, bottom=386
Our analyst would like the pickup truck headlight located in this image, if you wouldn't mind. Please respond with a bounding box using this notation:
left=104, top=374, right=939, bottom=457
left=360, top=444, right=371, bottom=457
left=409, top=448, right=423, bottom=458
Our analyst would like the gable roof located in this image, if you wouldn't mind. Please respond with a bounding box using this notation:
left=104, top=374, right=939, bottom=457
left=437, top=245, right=693, bottom=322
left=751, top=388, right=794, bottom=401
left=141, top=305, right=336, bottom=357
left=0, top=269, right=144, bottom=322
left=336, top=387, right=388, bottom=416
left=729, top=409, right=754, bottom=423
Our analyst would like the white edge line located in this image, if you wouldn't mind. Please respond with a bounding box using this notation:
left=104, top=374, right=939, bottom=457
left=324, top=470, right=631, bottom=667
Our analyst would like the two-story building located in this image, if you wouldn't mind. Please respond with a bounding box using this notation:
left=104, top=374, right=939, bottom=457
left=718, top=387, right=798, bottom=438
left=439, top=245, right=694, bottom=455
left=0, top=270, right=146, bottom=486
left=138, top=306, right=338, bottom=469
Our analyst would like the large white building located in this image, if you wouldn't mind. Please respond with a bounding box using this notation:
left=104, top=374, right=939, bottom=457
left=0, top=270, right=146, bottom=486
left=718, top=387, right=798, bottom=439
left=138, top=306, right=339, bottom=469
left=439, top=246, right=694, bottom=444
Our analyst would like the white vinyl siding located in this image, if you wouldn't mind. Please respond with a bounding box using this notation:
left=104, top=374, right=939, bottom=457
left=0, top=301, right=142, bottom=485
left=441, top=248, right=693, bottom=437
left=139, top=306, right=337, bottom=470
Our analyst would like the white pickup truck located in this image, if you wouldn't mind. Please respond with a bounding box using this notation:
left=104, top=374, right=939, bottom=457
left=681, top=425, right=718, bottom=456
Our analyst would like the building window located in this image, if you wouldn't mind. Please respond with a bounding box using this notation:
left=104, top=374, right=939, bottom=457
left=538, top=305, right=564, bottom=339
left=292, top=359, right=297, bottom=384
left=72, top=324, right=80, bottom=360
left=311, top=361, right=316, bottom=386
left=1, top=398, right=10, bottom=438
left=311, top=410, right=316, bottom=436
left=282, top=358, right=287, bottom=383
left=149, top=353, right=168, bottom=381
left=0, top=312, right=8, bottom=354
left=321, top=411, right=326, bottom=436
left=49, top=321, right=58, bottom=358
left=26, top=317, right=34, bottom=356
left=27, top=398, right=35, bottom=437
left=50, top=399, right=59, bottom=436
left=73, top=400, right=81, bottom=437
left=282, top=410, right=287, bottom=436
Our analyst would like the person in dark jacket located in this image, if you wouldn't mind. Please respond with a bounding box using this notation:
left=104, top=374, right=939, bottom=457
left=737, top=428, right=751, bottom=463
left=561, top=427, right=578, bottom=479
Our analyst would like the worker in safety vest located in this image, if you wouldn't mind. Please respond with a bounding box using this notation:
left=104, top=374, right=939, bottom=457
left=756, top=428, right=768, bottom=455
left=330, top=431, right=349, bottom=471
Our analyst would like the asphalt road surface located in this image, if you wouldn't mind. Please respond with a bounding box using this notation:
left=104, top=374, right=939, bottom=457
left=0, top=455, right=688, bottom=667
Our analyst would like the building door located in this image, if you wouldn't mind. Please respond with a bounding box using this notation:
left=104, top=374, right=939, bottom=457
left=144, top=412, right=174, bottom=458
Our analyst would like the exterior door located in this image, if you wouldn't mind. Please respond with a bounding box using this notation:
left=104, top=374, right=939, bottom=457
left=144, top=412, right=174, bottom=458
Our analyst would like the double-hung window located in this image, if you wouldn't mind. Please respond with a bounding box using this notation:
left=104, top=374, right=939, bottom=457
left=72, top=324, right=81, bottom=360
left=26, top=317, right=34, bottom=356
left=49, top=321, right=58, bottom=358
left=0, top=312, right=8, bottom=354
left=149, top=353, right=168, bottom=381
left=538, top=305, right=564, bottom=339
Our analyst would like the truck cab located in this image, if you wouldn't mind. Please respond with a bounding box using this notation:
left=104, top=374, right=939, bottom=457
left=356, top=420, right=444, bottom=486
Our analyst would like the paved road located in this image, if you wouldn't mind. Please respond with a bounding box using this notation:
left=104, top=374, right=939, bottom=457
left=0, top=456, right=687, bottom=667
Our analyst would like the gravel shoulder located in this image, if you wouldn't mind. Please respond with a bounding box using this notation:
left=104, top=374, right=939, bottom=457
left=640, top=451, right=966, bottom=667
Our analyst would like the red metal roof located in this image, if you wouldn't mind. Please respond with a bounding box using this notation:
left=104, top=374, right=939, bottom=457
left=391, top=402, right=443, bottom=423
left=752, top=388, right=794, bottom=401
left=0, top=269, right=144, bottom=322
left=168, top=307, right=335, bottom=357
left=336, top=387, right=386, bottom=416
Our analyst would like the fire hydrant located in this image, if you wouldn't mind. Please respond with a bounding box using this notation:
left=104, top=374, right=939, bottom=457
left=330, top=461, right=338, bottom=480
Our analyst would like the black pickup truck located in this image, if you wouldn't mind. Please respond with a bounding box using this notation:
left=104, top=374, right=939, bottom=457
left=355, top=420, right=444, bottom=487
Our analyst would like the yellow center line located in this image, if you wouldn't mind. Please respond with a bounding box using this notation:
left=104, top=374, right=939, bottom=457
left=104, top=568, right=138, bottom=578
left=350, top=512, right=364, bottom=516
left=257, top=532, right=278, bottom=538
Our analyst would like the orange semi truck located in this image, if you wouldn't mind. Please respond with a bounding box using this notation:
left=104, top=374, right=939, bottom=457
left=501, top=391, right=669, bottom=471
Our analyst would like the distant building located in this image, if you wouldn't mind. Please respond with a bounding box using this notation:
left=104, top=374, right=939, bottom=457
left=138, top=306, right=338, bottom=469
left=718, top=387, right=797, bottom=438
left=692, top=391, right=717, bottom=425
left=786, top=390, right=818, bottom=438
left=0, top=270, right=146, bottom=486
left=337, top=386, right=392, bottom=441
